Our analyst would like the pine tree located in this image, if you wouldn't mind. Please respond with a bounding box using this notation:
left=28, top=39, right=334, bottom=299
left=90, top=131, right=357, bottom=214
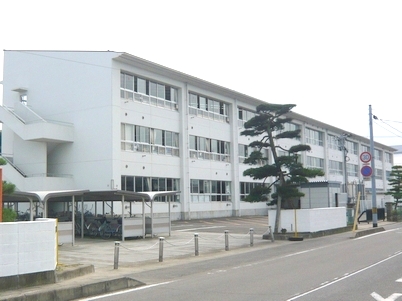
left=386, top=165, right=402, bottom=210
left=241, top=103, right=324, bottom=233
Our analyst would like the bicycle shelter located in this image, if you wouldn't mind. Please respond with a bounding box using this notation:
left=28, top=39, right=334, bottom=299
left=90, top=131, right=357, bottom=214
left=3, top=190, right=180, bottom=244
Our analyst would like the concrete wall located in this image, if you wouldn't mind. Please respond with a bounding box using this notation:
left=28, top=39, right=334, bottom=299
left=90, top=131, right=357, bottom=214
left=268, top=207, right=347, bottom=233
left=0, top=219, right=56, bottom=277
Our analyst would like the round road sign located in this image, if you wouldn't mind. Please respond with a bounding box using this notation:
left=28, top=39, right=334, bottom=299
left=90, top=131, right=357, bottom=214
left=361, top=165, right=373, bottom=177
left=360, top=151, right=372, bottom=163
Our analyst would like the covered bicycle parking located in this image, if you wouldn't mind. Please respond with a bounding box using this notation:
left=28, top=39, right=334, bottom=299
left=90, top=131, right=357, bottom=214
left=3, top=190, right=180, bottom=244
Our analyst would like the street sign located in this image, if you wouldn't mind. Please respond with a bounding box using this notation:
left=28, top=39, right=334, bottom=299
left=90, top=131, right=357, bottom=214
left=361, top=165, right=373, bottom=177
left=360, top=151, right=372, bottom=163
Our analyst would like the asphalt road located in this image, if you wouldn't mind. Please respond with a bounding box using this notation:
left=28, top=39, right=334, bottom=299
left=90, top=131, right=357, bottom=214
left=77, top=223, right=402, bottom=301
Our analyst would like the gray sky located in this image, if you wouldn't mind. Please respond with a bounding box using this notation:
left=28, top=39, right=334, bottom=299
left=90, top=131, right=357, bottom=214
left=1, top=0, right=401, bottom=147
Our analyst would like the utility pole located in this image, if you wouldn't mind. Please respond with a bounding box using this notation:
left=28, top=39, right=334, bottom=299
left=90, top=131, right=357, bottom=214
left=338, top=133, right=351, bottom=202
left=369, top=105, right=378, bottom=227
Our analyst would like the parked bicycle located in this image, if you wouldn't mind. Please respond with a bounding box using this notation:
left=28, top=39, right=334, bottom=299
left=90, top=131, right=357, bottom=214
left=90, top=215, right=122, bottom=239
left=75, top=219, right=99, bottom=237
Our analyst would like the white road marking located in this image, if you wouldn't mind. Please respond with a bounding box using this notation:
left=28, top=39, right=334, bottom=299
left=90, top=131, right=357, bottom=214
left=396, top=278, right=402, bottom=282
left=286, top=251, right=402, bottom=300
left=371, top=292, right=402, bottom=301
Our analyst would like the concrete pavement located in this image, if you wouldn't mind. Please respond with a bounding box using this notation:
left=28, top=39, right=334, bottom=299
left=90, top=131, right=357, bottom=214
left=0, top=216, right=396, bottom=301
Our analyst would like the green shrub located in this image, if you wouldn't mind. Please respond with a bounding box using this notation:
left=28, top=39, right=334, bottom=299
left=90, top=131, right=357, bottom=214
left=2, top=207, right=17, bottom=222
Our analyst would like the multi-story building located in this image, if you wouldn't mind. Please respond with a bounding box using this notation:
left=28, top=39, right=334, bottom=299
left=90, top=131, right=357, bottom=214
left=0, top=50, right=396, bottom=219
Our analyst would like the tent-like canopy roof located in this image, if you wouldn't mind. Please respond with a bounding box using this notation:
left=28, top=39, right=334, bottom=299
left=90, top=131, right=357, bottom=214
left=3, top=190, right=180, bottom=203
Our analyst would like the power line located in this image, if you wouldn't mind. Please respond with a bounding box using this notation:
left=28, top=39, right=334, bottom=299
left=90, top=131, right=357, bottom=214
left=373, top=119, right=402, bottom=139
left=373, top=114, right=402, bottom=139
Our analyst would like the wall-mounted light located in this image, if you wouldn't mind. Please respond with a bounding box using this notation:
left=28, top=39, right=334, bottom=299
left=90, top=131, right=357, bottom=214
left=13, top=88, right=28, bottom=105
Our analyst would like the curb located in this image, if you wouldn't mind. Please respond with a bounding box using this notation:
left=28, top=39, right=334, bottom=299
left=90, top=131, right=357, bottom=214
left=56, top=264, right=95, bottom=282
left=352, top=227, right=385, bottom=238
left=1, top=277, right=145, bottom=301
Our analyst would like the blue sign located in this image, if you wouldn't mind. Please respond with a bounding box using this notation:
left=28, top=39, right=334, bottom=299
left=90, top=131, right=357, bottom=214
left=361, top=165, right=373, bottom=177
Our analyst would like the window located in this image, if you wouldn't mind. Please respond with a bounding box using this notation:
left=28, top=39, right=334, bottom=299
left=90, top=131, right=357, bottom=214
left=329, top=160, right=343, bottom=175
left=189, top=135, right=230, bottom=162
left=385, top=152, right=393, bottom=164
left=190, top=179, right=231, bottom=202
left=122, top=176, right=180, bottom=202
left=346, top=163, right=358, bottom=177
left=239, top=182, right=268, bottom=201
left=121, top=123, right=179, bottom=156
left=280, top=122, right=301, bottom=140
left=189, top=92, right=229, bottom=122
left=361, top=145, right=369, bottom=153
left=238, top=108, right=255, bottom=127
left=327, top=135, right=339, bottom=150
left=374, top=149, right=383, bottom=161
left=120, top=72, right=178, bottom=110
left=305, top=128, right=323, bottom=146
left=238, top=144, right=268, bottom=165
left=345, top=140, right=358, bottom=155
left=306, top=156, right=324, bottom=170
left=376, top=169, right=383, bottom=180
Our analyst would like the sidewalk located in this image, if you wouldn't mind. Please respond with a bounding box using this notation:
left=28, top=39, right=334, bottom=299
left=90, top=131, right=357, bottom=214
left=0, top=216, right=396, bottom=301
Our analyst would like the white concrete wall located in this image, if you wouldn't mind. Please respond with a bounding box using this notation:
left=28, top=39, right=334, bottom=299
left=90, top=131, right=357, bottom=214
left=0, top=219, right=56, bottom=277
left=268, top=207, right=347, bottom=233
left=58, top=221, right=73, bottom=245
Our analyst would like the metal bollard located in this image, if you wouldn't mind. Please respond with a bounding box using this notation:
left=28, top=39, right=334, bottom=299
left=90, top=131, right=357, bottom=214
left=269, top=226, right=275, bottom=242
left=250, top=228, right=254, bottom=247
left=194, top=233, right=199, bottom=256
left=159, top=237, right=164, bottom=262
left=114, top=241, right=120, bottom=269
left=225, top=230, right=229, bottom=251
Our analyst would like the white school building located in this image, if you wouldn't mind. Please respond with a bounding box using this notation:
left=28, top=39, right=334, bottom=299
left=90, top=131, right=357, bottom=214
left=0, top=50, right=396, bottom=220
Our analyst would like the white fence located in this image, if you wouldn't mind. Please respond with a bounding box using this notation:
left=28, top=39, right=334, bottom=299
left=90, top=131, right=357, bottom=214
left=0, top=219, right=57, bottom=277
left=268, top=207, right=347, bottom=233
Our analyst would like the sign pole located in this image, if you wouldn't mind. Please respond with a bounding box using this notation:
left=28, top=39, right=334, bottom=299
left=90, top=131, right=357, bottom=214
left=369, top=105, right=378, bottom=227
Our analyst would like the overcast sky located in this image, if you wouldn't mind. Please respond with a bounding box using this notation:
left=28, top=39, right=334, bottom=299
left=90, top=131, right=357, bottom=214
left=1, top=0, right=401, bottom=147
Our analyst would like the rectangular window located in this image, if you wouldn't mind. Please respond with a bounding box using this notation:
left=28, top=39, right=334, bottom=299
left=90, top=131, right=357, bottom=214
left=345, top=140, right=358, bottom=155
left=189, top=93, right=198, bottom=108
left=376, top=169, right=383, bottom=179
left=189, top=92, right=228, bottom=121
left=346, top=163, right=358, bottom=177
left=306, top=156, right=324, bottom=170
left=135, top=126, right=150, bottom=143
left=121, top=176, right=180, bottom=201
left=385, top=152, right=393, bottom=164
left=327, top=135, right=339, bottom=150
left=190, top=179, right=231, bottom=202
left=305, top=128, right=324, bottom=146
left=329, top=160, right=343, bottom=175
left=122, top=123, right=178, bottom=156
left=199, top=96, right=207, bottom=111
left=137, top=77, right=147, bottom=94
left=157, top=83, right=165, bottom=99
left=153, top=129, right=163, bottom=145
left=374, top=149, right=383, bottom=161
left=191, top=179, right=199, bottom=193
